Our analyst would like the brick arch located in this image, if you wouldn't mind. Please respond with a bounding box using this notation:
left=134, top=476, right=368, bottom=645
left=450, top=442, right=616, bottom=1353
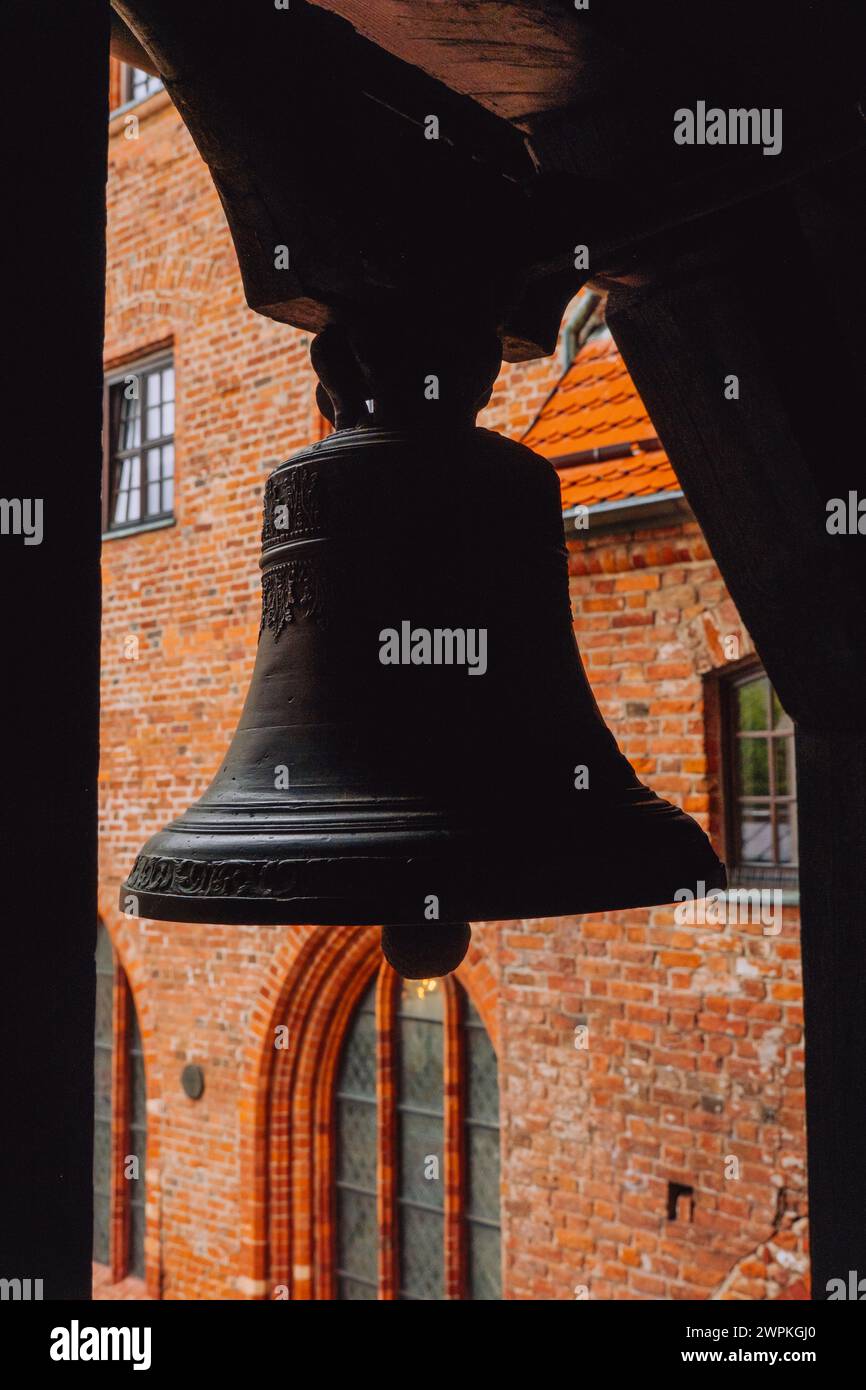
left=105, top=252, right=223, bottom=326
left=96, top=899, right=162, bottom=1298
left=686, top=605, right=756, bottom=680
left=238, top=923, right=380, bottom=1298
left=455, top=945, right=501, bottom=1055
left=240, top=922, right=502, bottom=1300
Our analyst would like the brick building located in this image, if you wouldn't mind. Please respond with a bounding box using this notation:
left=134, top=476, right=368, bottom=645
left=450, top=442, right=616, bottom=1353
left=94, top=61, right=808, bottom=1301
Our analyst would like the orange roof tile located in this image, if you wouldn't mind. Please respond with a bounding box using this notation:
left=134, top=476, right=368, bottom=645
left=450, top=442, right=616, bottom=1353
left=523, top=333, right=681, bottom=512
left=558, top=453, right=679, bottom=511
left=523, top=335, right=654, bottom=459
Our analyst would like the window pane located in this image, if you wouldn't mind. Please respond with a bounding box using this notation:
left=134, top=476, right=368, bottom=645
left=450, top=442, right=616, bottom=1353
left=338, top=1002, right=376, bottom=1097
left=113, top=458, right=131, bottom=526
left=397, top=980, right=445, bottom=1300
left=130, top=1196, right=146, bottom=1280
left=466, top=1125, right=500, bottom=1225
left=127, top=457, right=141, bottom=520
left=96, top=921, right=114, bottom=971
left=399, top=1109, right=444, bottom=1206
left=728, top=669, right=798, bottom=877
left=462, top=989, right=501, bottom=1301
left=93, top=924, right=114, bottom=1265
left=335, top=980, right=378, bottom=1298
left=93, top=1114, right=112, bottom=1185
left=161, top=444, right=175, bottom=516
left=161, top=399, right=175, bottom=436
left=95, top=959, right=113, bottom=1042
left=468, top=1221, right=502, bottom=1302
left=399, top=1205, right=444, bottom=1301
left=121, top=395, right=141, bottom=451
left=95, top=978, right=113, bottom=1043
left=399, top=1013, right=445, bottom=1111
left=338, top=1275, right=377, bottom=1301
left=146, top=405, right=161, bottom=440
left=337, top=1189, right=378, bottom=1288
left=336, top=1099, right=377, bottom=1190
left=146, top=450, right=161, bottom=516
left=739, top=803, right=773, bottom=862
left=95, top=1045, right=113, bottom=1120
left=129, top=67, right=163, bottom=101
left=466, top=1017, right=499, bottom=1126
left=128, top=998, right=147, bottom=1277
left=130, top=1005, right=146, bottom=1127
left=146, top=371, right=162, bottom=406
left=93, top=1140, right=111, bottom=1267
left=736, top=676, right=769, bottom=732
left=399, top=978, right=444, bottom=1020
left=737, top=737, right=769, bottom=796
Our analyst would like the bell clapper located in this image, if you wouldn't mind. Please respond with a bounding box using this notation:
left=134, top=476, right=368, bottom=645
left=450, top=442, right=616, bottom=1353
left=381, top=922, right=472, bottom=980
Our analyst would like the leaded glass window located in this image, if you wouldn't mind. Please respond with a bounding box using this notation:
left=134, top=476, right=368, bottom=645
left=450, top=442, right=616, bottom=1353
left=726, top=667, right=797, bottom=884
left=335, top=981, right=378, bottom=1299
left=105, top=357, right=175, bottom=532
left=463, top=994, right=501, bottom=1299
left=334, top=968, right=501, bottom=1300
left=397, top=980, right=445, bottom=1300
left=92, top=923, right=148, bottom=1282
left=128, top=1002, right=147, bottom=1278
left=93, top=923, right=114, bottom=1265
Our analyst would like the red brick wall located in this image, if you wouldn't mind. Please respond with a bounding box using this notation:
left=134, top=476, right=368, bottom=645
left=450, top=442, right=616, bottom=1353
left=497, top=522, right=806, bottom=1301
left=97, top=74, right=806, bottom=1300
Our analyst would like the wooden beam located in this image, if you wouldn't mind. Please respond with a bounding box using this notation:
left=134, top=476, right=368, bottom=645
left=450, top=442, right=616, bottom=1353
left=112, top=0, right=866, bottom=365
left=0, top=0, right=108, bottom=1299
left=115, top=0, right=543, bottom=347
left=307, top=0, right=622, bottom=120
left=605, top=189, right=866, bottom=1296
left=796, top=730, right=866, bottom=1299
left=110, top=4, right=159, bottom=74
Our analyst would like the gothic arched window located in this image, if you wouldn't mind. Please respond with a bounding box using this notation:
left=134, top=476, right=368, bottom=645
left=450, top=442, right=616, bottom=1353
left=93, top=922, right=148, bottom=1283
left=335, top=981, right=378, bottom=1299
left=93, top=922, right=115, bottom=1267
left=334, top=968, right=501, bottom=1300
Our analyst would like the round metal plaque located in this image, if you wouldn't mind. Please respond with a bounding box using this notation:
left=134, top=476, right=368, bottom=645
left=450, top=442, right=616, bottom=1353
left=181, top=1064, right=205, bottom=1100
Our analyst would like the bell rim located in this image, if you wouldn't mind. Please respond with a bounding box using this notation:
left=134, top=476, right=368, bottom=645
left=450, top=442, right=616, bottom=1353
left=119, top=859, right=727, bottom=927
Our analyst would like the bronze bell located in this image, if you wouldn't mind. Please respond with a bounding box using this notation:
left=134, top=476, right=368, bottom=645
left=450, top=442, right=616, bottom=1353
left=121, top=323, right=725, bottom=977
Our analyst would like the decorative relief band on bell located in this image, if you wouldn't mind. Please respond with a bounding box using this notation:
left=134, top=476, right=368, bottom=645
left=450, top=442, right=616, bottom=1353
left=124, top=851, right=431, bottom=901
left=261, top=463, right=325, bottom=549
left=126, top=852, right=304, bottom=898
left=259, top=559, right=329, bottom=639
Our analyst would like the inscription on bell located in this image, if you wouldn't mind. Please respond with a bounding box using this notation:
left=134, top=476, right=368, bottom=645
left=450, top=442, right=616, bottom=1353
left=262, top=465, right=324, bottom=546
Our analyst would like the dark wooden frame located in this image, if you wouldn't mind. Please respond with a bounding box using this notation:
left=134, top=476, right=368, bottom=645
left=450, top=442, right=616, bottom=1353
left=0, top=0, right=108, bottom=1299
